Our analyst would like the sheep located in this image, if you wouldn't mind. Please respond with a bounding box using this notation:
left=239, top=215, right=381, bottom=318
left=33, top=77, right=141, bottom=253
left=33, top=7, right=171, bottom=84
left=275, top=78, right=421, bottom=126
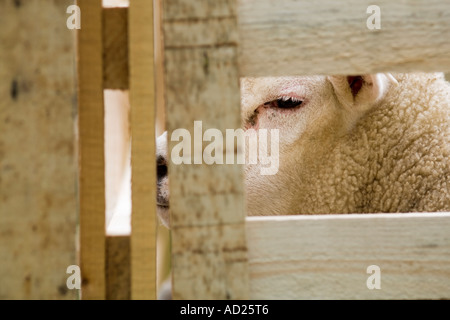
left=156, top=72, right=449, bottom=227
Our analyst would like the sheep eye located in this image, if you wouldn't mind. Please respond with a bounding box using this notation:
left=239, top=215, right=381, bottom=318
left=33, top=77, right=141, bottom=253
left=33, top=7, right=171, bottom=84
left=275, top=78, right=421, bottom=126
left=264, top=98, right=303, bottom=109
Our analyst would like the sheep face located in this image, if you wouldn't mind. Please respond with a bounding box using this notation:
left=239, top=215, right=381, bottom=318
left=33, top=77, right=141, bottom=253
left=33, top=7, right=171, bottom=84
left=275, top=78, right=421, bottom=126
left=241, top=74, right=399, bottom=216
left=157, top=73, right=449, bottom=226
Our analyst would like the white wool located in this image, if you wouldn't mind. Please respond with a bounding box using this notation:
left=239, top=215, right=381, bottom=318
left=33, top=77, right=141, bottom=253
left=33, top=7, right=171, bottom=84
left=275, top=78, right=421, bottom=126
left=156, top=73, right=449, bottom=228
left=242, top=73, right=449, bottom=215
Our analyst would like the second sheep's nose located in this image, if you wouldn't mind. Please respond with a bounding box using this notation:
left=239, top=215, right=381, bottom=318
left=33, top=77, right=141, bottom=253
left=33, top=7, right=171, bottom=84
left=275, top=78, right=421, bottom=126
left=157, top=155, right=168, bottom=182
left=156, top=131, right=169, bottom=183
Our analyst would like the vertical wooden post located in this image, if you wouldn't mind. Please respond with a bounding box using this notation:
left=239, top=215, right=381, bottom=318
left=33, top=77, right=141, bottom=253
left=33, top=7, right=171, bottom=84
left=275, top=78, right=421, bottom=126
left=155, top=0, right=166, bottom=136
left=0, top=0, right=78, bottom=299
left=129, top=0, right=157, bottom=300
left=78, top=0, right=106, bottom=300
left=163, top=0, right=249, bottom=299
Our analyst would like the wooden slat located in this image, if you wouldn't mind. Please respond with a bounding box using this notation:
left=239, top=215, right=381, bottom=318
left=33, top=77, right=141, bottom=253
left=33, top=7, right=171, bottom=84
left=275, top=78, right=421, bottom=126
left=164, top=0, right=249, bottom=299
left=103, top=7, right=129, bottom=90
left=129, top=0, right=157, bottom=300
left=0, top=0, right=77, bottom=299
left=154, top=0, right=171, bottom=295
left=106, top=236, right=130, bottom=300
left=78, top=0, right=106, bottom=300
left=237, top=0, right=450, bottom=76
left=102, top=1, right=450, bottom=89
left=247, top=213, right=450, bottom=299
left=155, top=0, right=166, bottom=136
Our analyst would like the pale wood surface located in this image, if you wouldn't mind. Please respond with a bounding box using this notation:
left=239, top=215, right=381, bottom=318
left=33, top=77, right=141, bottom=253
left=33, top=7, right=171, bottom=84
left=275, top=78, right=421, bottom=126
left=103, top=1, right=450, bottom=86
left=103, top=7, right=129, bottom=89
left=238, top=0, right=450, bottom=76
left=129, top=0, right=157, bottom=300
left=78, top=0, right=106, bottom=300
left=164, top=0, right=249, bottom=299
left=0, top=0, right=77, bottom=299
left=247, top=213, right=450, bottom=299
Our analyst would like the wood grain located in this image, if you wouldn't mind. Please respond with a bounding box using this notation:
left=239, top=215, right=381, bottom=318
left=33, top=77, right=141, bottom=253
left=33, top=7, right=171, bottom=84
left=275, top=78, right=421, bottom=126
left=164, top=0, right=249, bottom=300
left=237, top=0, right=450, bottom=76
left=106, top=236, right=130, bottom=300
left=103, top=7, right=129, bottom=90
left=0, top=0, right=78, bottom=300
left=78, top=0, right=106, bottom=300
left=102, top=1, right=450, bottom=85
left=155, top=0, right=166, bottom=136
left=129, top=0, right=157, bottom=300
left=247, top=213, right=450, bottom=299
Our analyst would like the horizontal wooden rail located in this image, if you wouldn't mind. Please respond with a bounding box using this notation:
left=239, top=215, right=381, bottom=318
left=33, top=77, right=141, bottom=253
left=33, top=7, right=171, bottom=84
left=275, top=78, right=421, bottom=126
left=246, top=212, right=450, bottom=299
left=105, top=211, right=450, bottom=299
left=106, top=0, right=450, bottom=88
left=237, top=0, right=450, bottom=76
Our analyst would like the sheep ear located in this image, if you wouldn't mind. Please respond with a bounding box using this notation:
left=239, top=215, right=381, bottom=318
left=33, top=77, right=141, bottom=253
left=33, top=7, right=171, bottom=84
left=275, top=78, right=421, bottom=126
left=328, top=73, right=397, bottom=109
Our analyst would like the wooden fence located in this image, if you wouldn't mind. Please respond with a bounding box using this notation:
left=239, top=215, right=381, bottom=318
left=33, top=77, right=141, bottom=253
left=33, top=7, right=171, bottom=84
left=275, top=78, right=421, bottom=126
left=1, top=0, right=449, bottom=300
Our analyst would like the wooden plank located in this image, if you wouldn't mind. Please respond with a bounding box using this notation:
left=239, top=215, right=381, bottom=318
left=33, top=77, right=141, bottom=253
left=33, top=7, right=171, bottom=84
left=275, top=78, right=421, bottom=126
left=106, top=236, right=131, bottom=300
left=129, top=0, right=157, bottom=300
left=78, top=0, right=106, bottom=300
left=247, top=213, right=450, bottom=299
left=154, top=0, right=172, bottom=296
left=155, top=0, right=166, bottom=136
left=0, top=0, right=77, bottom=299
left=237, top=0, right=450, bottom=76
left=164, top=0, right=249, bottom=299
left=103, top=7, right=129, bottom=90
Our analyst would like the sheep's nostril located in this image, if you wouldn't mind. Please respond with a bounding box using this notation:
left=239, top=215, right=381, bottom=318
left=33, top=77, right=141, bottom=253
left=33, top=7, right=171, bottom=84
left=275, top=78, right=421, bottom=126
left=157, top=163, right=168, bottom=181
